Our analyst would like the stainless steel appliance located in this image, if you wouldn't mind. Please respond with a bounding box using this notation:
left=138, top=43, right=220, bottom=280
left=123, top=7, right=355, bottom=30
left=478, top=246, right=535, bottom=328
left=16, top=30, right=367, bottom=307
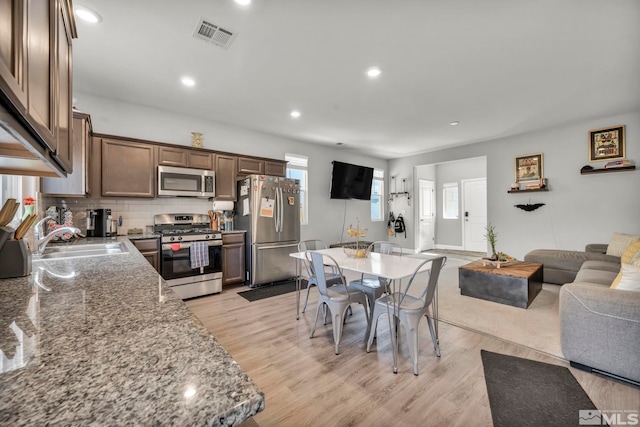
left=157, top=166, right=215, bottom=198
left=154, top=213, right=222, bottom=299
left=235, top=175, right=300, bottom=287
left=86, top=208, right=115, bottom=237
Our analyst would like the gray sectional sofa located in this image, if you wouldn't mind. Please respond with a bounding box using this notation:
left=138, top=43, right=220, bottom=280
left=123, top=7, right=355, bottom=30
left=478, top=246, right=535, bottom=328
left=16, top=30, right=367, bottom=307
left=524, top=245, right=640, bottom=386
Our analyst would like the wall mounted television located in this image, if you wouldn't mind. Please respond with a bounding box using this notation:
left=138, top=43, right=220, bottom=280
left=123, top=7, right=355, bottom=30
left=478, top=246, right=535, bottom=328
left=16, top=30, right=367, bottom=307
left=329, top=161, right=374, bottom=200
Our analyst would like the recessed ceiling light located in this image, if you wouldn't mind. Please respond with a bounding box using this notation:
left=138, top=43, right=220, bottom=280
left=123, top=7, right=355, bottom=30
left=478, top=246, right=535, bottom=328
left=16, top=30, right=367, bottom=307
left=450, top=121, right=460, bottom=126
left=234, top=0, right=252, bottom=5
left=180, top=76, right=196, bottom=87
left=74, top=5, right=103, bottom=23
left=366, top=67, right=381, bottom=78
left=290, top=110, right=301, bottom=118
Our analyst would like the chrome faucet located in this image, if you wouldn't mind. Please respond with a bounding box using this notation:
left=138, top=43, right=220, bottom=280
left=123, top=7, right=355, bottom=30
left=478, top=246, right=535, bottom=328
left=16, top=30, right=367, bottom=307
left=32, top=215, right=80, bottom=256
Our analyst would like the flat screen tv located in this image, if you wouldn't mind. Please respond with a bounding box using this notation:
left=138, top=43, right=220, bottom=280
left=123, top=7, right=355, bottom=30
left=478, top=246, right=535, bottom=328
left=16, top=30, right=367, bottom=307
left=330, top=161, right=374, bottom=200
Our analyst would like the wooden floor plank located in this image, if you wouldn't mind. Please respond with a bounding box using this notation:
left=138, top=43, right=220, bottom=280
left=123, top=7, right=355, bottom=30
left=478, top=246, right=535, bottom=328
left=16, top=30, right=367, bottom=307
left=187, top=284, right=640, bottom=426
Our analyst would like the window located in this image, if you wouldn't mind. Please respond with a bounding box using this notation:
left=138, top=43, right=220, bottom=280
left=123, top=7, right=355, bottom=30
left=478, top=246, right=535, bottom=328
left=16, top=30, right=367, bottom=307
left=443, top=182, right=459, bottom=219
left=0, top=175, right=36, bottom=226
left=285, top=153, right=308, bottom=225
left=371, top=169, right=384, bottom=221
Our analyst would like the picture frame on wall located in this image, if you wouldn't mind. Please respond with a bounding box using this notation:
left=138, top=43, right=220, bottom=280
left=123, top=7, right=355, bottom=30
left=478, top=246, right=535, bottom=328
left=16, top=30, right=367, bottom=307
left=515, top=153, right=543, bottom=183
left=589, top=125, right=625, bottom=162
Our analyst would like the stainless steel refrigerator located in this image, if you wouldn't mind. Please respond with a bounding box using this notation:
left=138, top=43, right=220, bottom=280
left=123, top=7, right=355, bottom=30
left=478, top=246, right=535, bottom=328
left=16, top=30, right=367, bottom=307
left=235, top=175, right=300, bottom=287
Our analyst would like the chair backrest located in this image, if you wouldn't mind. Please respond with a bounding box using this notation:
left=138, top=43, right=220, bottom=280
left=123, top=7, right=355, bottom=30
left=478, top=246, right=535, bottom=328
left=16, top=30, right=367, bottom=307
left=298, top=240, right=329, bottom=277
left=308, top=251, right=346, bottom=297
left=401, top=256, right=447, bottom=308
left=369, top=241, right=403, bottom=256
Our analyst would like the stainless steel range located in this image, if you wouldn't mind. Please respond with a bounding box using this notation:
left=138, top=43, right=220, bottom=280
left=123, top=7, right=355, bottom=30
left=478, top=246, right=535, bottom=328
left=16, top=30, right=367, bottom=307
left=154, top=213, right=222, bottom=299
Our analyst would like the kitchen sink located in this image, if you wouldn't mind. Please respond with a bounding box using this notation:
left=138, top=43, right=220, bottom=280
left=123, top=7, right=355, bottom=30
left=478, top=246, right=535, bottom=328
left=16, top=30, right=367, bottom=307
left=34, top=242, right=129, bottom=260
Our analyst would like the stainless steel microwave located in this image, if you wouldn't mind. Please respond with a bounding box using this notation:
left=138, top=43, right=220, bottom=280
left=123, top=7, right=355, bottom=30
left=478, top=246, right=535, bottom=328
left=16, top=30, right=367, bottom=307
left=157, top=165, right=215, bottom=198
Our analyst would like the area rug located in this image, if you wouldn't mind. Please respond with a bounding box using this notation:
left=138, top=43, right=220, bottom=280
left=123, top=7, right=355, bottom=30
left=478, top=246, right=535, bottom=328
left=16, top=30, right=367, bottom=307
left=481, top=350, right=601, bottom=427
left=238, top=280, right=298, bottom=302
left=407, top=257, right=563, bottom=358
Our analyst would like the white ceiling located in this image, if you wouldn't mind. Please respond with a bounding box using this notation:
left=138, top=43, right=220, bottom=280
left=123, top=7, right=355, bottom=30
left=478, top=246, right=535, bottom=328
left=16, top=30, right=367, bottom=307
left=72, top=0, right=640, bottom=159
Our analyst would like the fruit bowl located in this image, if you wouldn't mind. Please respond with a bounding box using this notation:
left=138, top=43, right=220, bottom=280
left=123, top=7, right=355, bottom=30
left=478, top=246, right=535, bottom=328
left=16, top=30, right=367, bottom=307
left=343, top=244, right=371, bottom=258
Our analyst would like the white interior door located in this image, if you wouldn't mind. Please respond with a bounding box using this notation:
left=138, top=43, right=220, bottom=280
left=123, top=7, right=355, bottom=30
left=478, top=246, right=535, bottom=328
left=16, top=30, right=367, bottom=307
left=418, top=179, right=435, bottom=251
left=462, top=178, right=487, bottom=252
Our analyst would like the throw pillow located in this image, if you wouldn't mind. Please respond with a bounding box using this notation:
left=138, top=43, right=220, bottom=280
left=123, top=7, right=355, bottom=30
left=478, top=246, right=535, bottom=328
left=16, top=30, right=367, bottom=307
left=621, top=240, right=640, bottom=264
left=606, top=232, right=640, bottom=257
left=610, top=263, right=640, bottom=292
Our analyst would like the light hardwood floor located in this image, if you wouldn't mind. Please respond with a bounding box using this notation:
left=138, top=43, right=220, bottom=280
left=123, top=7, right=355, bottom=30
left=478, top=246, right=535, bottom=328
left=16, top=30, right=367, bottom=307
left=186, top=284, right=640, bottom=427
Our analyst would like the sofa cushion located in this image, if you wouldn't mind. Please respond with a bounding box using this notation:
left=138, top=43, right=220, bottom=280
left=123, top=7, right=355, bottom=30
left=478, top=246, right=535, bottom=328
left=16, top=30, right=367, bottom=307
left=524, top=249, right=620, bottom=284
left=611, top=264, right=640, bottom=292
left=575, top=263, right=619, bottom=286
left=606, top=232, right=640, bottom=257
left=621, top=239, right=640, bottom=264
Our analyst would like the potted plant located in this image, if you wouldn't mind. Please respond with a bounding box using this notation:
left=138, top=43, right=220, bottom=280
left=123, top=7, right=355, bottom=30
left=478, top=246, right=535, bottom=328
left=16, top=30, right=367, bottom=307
left=484, top=223, right=498, bottom=261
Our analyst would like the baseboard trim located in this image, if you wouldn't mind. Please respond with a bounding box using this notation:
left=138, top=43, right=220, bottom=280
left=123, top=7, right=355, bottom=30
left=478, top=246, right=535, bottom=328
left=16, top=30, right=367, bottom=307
left=435, top=244, right=465, bottom=251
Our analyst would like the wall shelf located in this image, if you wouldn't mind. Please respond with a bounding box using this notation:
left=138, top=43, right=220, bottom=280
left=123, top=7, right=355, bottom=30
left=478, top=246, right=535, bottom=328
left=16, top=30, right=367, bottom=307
left=507, top=188, right=549, bottom=194
left=580, top=165, right=636, bottom=175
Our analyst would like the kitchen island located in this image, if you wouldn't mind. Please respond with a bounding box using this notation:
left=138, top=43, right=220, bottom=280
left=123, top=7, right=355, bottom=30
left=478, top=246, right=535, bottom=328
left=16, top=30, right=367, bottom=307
left=0, top=237, right=264, bottom=426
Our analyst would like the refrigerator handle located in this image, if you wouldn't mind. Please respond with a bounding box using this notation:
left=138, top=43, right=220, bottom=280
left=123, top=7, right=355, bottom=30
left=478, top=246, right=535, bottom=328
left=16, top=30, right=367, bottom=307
left=273, top=189, right=279, bottom=233
left=277, top=186, right=284, bottom=233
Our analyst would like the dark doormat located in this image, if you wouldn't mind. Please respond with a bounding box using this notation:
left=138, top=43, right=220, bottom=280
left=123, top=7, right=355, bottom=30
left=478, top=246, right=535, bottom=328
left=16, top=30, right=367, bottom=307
left=238, top=280, right=299, bottom=302
left=481, top=350, right=604, bottom=427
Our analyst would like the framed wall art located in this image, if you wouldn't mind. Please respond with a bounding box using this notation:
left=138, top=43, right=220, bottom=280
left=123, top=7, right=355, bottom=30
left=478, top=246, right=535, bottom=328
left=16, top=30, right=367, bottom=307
left=515, top=153, right=543, bottom=183
left=589, top=125, right=625, bottom=162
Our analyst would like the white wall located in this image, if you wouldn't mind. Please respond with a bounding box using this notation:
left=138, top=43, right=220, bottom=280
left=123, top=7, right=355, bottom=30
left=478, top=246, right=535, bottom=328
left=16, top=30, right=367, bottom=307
left=73, top=93, right=389, bottom=243
left=390, top=111, right=640, bottom=259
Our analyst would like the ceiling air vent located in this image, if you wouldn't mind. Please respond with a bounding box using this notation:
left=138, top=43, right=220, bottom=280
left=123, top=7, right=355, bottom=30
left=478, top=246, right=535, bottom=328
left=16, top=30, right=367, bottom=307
left=192, top=17, right=236, bottom=49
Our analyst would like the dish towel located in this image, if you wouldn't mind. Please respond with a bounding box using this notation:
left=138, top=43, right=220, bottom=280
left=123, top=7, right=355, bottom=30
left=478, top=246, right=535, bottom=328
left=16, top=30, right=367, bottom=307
left=190, top=242, right=210, bottom=269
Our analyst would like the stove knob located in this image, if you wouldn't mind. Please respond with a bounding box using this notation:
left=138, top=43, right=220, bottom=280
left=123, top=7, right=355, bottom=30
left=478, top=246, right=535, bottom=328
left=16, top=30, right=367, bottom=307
left=206, top=235, right=210, bottom=239
left=170, top=237, right=175, bottom=241
left=178, top=236, right=183, bottom=241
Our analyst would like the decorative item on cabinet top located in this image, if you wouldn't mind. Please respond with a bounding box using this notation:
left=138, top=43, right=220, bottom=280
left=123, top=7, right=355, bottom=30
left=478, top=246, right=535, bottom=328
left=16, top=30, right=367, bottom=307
left=191, top=132, right=204, bottom=148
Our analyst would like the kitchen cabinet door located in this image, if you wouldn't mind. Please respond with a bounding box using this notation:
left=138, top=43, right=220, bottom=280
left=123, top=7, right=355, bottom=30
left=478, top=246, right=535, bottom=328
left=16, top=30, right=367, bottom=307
left=188, top=151, right=214, bottom=170
left=215, top=154, right=237, bottom=201
left=132, top=238, right=160, bottom=273
left=222, top=233, right=245, bottom=285
left=26, top=0, right=56, bottom=152
left=52, top=0, right=73, bottom=173
left=158, top=146, right=188, bottom=167
left=101, top=138, right=156, bottom=197
left=41, top=111, right=92, bottom=196
left=237, top=156, right=264, bottom=176
left=264, top=160, right=286, bottom=177
left=0, top=0, right=27, bottom=111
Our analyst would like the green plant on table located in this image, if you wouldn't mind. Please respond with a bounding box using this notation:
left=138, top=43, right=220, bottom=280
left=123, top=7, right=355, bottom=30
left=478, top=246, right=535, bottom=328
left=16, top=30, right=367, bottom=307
left=484, top=223, right=498, bottom=260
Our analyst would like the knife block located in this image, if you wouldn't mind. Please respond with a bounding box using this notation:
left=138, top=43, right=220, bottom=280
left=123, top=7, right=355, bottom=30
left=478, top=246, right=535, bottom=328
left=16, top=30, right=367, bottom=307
left=0, top=228, right=32, bottom=279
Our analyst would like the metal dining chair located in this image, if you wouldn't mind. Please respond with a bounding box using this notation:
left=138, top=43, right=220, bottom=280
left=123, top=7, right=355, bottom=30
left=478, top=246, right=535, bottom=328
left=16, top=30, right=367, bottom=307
left=366, top=255, right=447, bottom=375
left=308, top=251, right=370, bottom=355
left=298, top=240, right=343, bottom=313
left=349, top=241, right=402, bottom=336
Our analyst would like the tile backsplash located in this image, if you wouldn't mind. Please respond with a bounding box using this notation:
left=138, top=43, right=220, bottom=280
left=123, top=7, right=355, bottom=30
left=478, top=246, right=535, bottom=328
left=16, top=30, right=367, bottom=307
left=41, top=196, right=221, bottom=235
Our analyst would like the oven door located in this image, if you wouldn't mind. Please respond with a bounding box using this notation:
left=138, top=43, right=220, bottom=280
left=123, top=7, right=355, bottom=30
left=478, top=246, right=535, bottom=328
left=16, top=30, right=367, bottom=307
left=160, top=240, right=222, bottom=281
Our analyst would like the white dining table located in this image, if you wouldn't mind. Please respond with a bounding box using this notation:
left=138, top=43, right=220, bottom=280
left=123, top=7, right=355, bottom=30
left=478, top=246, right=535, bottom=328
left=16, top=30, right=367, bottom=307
left=289, top=247, right=439, bottom=373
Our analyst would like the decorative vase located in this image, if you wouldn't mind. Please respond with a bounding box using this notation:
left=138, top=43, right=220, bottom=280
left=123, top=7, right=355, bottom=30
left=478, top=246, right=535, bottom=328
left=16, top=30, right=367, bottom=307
left=190, top=132, right=203, bottom=148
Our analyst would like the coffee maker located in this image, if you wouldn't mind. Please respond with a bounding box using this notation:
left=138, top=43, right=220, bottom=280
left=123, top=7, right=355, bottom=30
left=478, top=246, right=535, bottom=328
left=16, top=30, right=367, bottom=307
left=86, top=208, right=116, bottom=237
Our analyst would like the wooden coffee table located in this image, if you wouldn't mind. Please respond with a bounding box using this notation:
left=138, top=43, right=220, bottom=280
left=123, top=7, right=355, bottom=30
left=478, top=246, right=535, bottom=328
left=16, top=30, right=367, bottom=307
left=458, top=260, right=543, bottom=308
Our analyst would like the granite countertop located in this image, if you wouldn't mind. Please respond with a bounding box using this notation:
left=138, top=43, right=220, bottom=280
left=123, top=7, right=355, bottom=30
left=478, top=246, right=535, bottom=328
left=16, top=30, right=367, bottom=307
left=0, top=237, right=264, bottom=426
